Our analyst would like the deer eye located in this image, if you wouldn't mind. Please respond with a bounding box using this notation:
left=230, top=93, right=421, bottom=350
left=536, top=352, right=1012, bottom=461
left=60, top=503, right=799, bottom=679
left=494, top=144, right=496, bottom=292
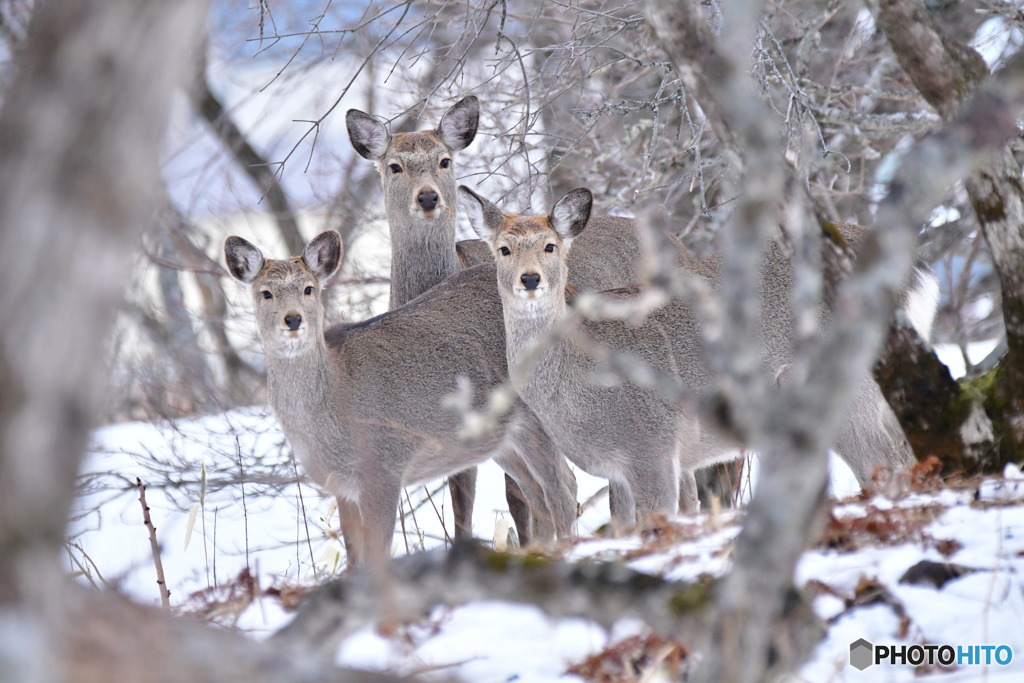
left=388, top=163, right=402, bottom=174
left=304, top=286, right=314, bottom=295
left=261, top=290, right=273, bottom=300
left=439, top=158, right=451, bottom=169
left=499, top=246, right=511, bottom=256
left=544, top=244, right=556, bottom=253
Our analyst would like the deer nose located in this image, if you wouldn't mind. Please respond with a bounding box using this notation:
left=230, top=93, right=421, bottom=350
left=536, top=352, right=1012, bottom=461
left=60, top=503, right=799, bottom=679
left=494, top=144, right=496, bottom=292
left=284, top=314, right=302, bottom=331
left=417, top=191, right=439, bottom=210
left=521, top=273, right=541, bottom=290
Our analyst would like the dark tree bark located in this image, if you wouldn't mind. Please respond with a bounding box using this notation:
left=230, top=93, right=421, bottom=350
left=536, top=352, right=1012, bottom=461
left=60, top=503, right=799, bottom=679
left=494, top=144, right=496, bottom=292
left=873, top=0, right=1024, bottom=472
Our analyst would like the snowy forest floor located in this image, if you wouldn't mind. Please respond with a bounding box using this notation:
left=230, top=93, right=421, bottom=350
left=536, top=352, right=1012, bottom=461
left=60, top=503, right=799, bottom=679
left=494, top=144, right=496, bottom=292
left=67, top=343, right=1024, bottom=682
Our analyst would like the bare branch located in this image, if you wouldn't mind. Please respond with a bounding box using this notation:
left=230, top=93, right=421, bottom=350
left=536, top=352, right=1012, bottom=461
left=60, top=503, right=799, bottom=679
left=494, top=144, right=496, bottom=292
left=137, top=478, right=171, bottom=609
left=194, top=59, right=306, bottom=255
left=274, top=541, right=716, bottom=659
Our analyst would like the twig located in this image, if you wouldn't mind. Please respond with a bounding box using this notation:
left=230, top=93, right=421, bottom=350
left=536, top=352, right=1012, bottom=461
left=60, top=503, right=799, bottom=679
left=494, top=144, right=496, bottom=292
left=402, top=487, right=426, bottom=552
left=213, top=505, right=219, bottom=588
left=422, top=484, right=453, bottom=548
left=236, top=436, right=251, bottom=572
left=200, top=460, right=210, bottom=588
left=136, top=477, right=171, bottom=609
left=65, top=543, right=99, bottom=590
left=397, top=492, right=411, bottom=557
left=293, top=468, right=319, bottom=581
left=67, top=541, right=108, bottom=588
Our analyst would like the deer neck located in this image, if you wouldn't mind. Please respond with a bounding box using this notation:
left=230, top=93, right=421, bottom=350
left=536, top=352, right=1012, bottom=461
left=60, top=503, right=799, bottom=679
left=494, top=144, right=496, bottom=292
left=388, top=214, right=461, bottom=308
left=266, top=340, right=337, bottom=426
left=502, top=293, right=572, bottom=394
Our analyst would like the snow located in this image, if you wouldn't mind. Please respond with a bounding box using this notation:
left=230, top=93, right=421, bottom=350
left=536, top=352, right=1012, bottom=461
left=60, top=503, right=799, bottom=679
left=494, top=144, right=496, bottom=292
left=798, top=491, right=1024, bottom=681
left=67, top=340, right=1024, bottom=680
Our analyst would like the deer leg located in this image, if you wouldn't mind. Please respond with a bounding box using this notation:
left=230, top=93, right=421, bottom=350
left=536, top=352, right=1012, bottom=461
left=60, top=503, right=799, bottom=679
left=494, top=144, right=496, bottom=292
left=835, top=378, right=916, bottom=488
left=608, top=479, right=636, bottom=532
left=624, top=454, right=679, bottom=523
left=504, top=474, right=531, bottom=547
left=679, top=469, right=700, bottom=513
left=337, top=496, right=365, bottom=569
left=494, top=448, right=549, bottom=546
left=358, top=480, right=401, bottom=566
left=447, top=468, right=477, bottom=541
left=507, top=417, right=578, bottom=543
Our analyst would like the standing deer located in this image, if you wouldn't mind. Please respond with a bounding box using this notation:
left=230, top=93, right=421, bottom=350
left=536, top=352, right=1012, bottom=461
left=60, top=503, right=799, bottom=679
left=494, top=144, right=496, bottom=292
left=224, top=231, right=577, bottom=564
left=346, top=96, right=663, bottom=541
left=461, top=185, right=933, bottom=525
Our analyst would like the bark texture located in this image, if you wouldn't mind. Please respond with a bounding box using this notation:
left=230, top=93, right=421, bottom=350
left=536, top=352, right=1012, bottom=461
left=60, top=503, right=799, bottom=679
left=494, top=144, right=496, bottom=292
left=0, top=0, right=208, bottom=676
left=0, top=2, right=402, bottom=681
left=645, top=1, right=1024, bottom=680
left=874, top=0, right=1024, bottom=472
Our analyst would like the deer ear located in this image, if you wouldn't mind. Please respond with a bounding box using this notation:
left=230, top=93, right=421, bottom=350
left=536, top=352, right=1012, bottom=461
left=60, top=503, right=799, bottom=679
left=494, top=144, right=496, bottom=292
left=436, top=96, right=478, bottom=152
left=224, top=236, right=264, bottom=284
left=549, top=188, right=592, bottom=242
left=346, top=109, right=390, bottom=160
left=302, top=231, right=343, bottom=280
left=459, top=186, right=504, bottom=244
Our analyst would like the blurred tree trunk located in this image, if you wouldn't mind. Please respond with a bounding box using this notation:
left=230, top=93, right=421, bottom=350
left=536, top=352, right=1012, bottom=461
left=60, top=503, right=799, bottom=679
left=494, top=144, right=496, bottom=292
left=165, top=207, right=266, bottom=403
left=0, top=0, right=205, bottom=675
left=154, top=217, right=218, bottom=414
left=142, top=202, right=265, bottom=414
left=0, top=1, right=401, bottom=681
left=645, top=1, right=1024, bottom=681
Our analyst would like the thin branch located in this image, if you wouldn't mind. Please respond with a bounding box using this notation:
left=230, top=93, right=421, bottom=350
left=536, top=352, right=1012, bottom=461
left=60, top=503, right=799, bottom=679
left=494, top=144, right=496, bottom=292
left=193, top=61, right=306, bottom=255
left=137, top=478, right=171, bottom=609
left=273, top=541, right=717, bottom=660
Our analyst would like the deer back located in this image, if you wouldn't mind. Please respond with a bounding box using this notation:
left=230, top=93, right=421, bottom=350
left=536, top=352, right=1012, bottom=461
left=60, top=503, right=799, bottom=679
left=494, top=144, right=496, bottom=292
left=325, top=263, right=512, bottom=445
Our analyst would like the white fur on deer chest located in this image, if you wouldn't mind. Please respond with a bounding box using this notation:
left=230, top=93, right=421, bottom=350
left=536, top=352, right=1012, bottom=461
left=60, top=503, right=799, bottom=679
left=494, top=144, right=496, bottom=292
left=268, top=360, right=361, bottom=502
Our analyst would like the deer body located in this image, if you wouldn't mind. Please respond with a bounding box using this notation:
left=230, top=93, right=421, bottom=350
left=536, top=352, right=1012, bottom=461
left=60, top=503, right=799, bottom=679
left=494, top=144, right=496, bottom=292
left=463, top=186, right=928, bottom=525
left=509, top=297, right=715, bottom=514
left=225, top=232, right=577, bottom=564
left=347, top=97, right=658, bottom=540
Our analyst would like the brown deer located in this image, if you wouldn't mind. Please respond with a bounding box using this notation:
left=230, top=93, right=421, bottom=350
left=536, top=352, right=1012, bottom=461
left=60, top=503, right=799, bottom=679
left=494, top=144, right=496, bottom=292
left=461, top=185, right=934, bottom=525
left=346, top=96, right=663, bottom=541
left=224, top=231, right=577, bottom=564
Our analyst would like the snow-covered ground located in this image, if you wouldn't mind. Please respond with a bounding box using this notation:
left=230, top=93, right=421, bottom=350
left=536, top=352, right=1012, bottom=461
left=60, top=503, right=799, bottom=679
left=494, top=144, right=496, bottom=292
left=67, top=340, right=1024, bottom=681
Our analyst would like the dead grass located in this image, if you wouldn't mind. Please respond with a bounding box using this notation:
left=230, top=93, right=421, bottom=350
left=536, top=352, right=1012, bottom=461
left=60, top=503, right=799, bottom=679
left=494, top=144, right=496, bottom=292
left=177, top=567, right=262, bottom=624
left=817, top=503, right=943, bottom=552
left=566, top=632, right=690, bottom=682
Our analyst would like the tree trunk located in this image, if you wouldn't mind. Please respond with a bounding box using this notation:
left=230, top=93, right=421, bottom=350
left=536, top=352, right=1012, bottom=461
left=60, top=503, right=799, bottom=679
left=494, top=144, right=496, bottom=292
left=0, top=2, right=406, bottom=680
left=966, top=150, right=1024, bottom=463
left=872, top=0, right=1024, bottom=473
left=0, top=0, right=207, bottom=675
left=645, top=2, right=1024, bottom=680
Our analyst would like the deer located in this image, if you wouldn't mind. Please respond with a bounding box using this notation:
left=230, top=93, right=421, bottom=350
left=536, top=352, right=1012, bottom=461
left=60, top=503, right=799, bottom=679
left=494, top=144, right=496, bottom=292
left=224, top=230, right=578, bottom=565
left=346, top=96, right=665, bottom=542
left=461, top=185, right=936, bottom=526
